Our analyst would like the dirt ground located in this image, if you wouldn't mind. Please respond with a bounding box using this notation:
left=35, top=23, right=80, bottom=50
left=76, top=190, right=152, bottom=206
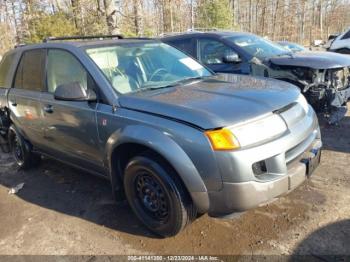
left=0, top=107, right=349, bottom=257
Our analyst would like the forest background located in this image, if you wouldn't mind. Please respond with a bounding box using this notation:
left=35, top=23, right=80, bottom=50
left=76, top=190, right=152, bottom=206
left=1, top=0, right=350, bottom=56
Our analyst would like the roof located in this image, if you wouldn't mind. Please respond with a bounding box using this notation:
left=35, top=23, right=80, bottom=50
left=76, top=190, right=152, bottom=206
left=66, top=38, right=158, bottom=47
left=160, top=30, right=253, bottom=40
left=13, top=37, right=158, bottom=51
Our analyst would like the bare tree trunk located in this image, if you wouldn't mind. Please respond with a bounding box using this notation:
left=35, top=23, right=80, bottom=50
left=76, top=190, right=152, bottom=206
left=71, top=0, right=81, bottom=31
left=261, top=0, right=267, bottom=36
left=300, top=0, right=306, bottom=43
left=10, top=0, right=20, bottom=43
left=103, top=0, right=120, bottom=34
left=162, top=0, right=172, bottom=33
left=319, top=0, right=323, bottom=39
left=272, top=0, right=279, bottom=40
left=133, top=0, right=143, bottom=36
left=249, top=0, right=252, bottom=32
left=190, top=0, right=194, bottom=30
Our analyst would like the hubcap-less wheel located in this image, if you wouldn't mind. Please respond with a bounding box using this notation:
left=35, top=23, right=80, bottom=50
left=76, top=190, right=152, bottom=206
left=124, top=154, right=196, bottom=237
left=11, top=133, right=24, bottom=165
left=135, top=172, right=169, bottom=222
left=8, top=125, right=41, bottom=170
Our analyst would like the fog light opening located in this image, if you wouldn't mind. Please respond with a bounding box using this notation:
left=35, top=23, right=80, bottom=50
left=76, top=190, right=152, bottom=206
left=252, top=160, right=267, bottom=176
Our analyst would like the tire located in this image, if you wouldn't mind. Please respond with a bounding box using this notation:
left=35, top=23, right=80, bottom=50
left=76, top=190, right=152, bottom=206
left=123, top=152, right=196, bottom=237
left=8, top=125, right=41, bottom=169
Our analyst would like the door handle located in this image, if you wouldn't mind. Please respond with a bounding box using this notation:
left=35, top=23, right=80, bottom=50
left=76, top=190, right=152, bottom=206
left=43, top=105, right=53, bottom=113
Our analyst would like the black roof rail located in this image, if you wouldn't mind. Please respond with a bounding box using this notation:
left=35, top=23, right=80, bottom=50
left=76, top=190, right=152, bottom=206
left=126, top=37, right=154, bottom=40
left=43, top=34, right=124, bottom=43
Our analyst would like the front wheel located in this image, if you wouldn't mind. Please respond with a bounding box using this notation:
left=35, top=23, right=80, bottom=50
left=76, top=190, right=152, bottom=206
left=123, top=153, right=196, bottom=237
left=8, top=125, right=41, bottom=169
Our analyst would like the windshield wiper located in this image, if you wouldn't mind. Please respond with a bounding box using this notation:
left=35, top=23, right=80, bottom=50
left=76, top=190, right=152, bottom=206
left=146, top=76, right=209, bottom=91
left=274, top=52, right=294, bottom=58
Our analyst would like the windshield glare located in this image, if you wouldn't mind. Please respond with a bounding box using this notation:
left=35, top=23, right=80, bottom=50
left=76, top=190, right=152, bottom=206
left=227, top=35, right=291, bottom=60
left=280, top=43, right=305, bottom=52
left=86, top=42, right=212, bottom=94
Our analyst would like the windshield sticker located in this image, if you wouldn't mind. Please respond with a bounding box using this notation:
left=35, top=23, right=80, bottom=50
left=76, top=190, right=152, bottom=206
left=179, top=57, right=203, bottom=71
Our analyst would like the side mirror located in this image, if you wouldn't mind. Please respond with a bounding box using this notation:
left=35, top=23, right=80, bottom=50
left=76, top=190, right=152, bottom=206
left=223, top=51, right=241, bottom=63
left=54, top=82, right=97, bottom=102
left=328, top=34, right=338, bottom=41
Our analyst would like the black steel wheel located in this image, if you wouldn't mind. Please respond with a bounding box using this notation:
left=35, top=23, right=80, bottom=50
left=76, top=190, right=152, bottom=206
left=11, top=132, right=24, bottom=165
left=135, top=172, right=170, bottom=223
left=124, top=152, right=196, bottom=237
left=8, top=125, right=41, bottom=169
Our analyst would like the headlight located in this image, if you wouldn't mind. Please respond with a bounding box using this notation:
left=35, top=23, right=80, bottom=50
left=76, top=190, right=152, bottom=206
left=296, top=93, right=310, bottom=114
left=332, top=68, right=349, bottom=90
left=205, top=114, right=287, bottom=150
left=229, top=114, right=287, bottom=147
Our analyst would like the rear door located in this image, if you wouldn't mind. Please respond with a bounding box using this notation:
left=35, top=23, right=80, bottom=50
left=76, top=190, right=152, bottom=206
left=40, top=49, right=103, bottom=173
left=8, top=49, right=46, bottom=146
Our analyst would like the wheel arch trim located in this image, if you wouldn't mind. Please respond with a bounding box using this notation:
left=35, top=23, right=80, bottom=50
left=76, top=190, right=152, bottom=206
left=104, top=125, right=210, bottom=213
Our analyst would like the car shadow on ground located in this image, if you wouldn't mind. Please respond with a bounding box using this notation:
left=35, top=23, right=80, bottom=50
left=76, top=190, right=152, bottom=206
left=291, top=219, right=350, bottom=259
left=318, top=115, right=350, bottom=154
left=0, top=154, right=158, bottom=239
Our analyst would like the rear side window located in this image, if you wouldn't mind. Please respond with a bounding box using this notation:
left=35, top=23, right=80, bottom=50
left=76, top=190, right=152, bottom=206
left=166, top=38, right=194, bottom=56
left=0, top=53, right=15, bottom=88
left=13, top=49, right=46, bottom=91
left=342, top=30, right=350, bottom=40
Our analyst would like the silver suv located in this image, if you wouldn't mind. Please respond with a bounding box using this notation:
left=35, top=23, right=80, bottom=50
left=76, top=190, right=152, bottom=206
left=0, top=36, right=321, bottom=237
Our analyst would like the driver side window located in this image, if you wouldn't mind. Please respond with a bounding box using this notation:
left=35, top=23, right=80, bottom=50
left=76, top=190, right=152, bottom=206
left=198, top=39, right=238, bottom=65
left=47, top=49, right=88, bottom=93
left=342, top=30, right=350, bottom=40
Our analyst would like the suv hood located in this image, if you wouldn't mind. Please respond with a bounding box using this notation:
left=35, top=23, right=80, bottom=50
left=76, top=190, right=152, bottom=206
left=119, top=74, right=300, bottom=130
left=269, top=51, right=350, bottom=69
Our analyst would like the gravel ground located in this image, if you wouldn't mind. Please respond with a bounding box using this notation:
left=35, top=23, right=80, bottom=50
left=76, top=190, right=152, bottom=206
left=0, top=106, right=349, bottom=257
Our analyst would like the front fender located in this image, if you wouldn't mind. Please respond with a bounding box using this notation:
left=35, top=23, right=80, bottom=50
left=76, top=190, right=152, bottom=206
left=105, top=124, right=210, bottom=213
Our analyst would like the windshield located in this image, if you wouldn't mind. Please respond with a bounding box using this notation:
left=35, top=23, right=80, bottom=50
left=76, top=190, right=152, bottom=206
left=226, top=35, right=291, bottom=60
left=279, top=42, right=305, bottom=52
left=86, top=42, right=212, bottom=94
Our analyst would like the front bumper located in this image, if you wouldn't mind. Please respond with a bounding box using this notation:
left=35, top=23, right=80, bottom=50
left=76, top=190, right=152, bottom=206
left=206, top=103, right=322, bottom=217
left=208, top=140, right=321, bottom=216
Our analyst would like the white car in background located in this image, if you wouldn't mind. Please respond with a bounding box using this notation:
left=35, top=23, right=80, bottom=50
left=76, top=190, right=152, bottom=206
left=328, top=27, right=350, bottom=54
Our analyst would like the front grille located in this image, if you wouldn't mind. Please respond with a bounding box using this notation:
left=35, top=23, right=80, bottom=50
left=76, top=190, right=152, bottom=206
left=285, top=130, right=317, bottom=164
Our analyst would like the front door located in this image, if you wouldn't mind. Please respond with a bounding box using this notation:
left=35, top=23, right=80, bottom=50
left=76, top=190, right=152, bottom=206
left=196, top=38, right=245, bottom=74
left=40, top=49, right=103, bottom=173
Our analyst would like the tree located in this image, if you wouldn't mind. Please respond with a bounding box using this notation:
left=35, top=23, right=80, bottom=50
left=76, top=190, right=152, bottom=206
left=1, top=0, right=350, bottom=58
left=196, top=0, right=234, bottom=29
left=133, top=0, right=143, bottom=36
left=25, top=11, right=78, bottom=43
left=103, top=0, right=120, bottom=34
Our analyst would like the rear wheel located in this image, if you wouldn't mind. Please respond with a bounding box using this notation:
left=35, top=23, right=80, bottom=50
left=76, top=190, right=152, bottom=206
left=8, top=125, right=41, bottom=169
left=123, top=152, right=196, bottom=237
